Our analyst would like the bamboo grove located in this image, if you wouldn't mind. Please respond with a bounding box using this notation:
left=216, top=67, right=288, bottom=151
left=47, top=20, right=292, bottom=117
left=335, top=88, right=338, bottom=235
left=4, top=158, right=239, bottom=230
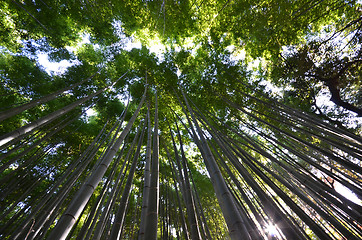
left=1, top=68, right=361, bottom=239
left=1, top=0, right=362, bottom=240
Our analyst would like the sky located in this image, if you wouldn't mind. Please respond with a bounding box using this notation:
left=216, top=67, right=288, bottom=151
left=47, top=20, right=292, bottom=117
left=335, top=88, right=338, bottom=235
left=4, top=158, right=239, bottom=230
left=36, top=33, right=164, bottom=75
left=37, top=53, right=77, bottom=75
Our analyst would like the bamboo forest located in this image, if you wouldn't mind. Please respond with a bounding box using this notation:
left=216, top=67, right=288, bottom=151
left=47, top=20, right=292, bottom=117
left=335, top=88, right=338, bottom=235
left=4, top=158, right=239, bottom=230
left=1, top=1, right=362, bottom=239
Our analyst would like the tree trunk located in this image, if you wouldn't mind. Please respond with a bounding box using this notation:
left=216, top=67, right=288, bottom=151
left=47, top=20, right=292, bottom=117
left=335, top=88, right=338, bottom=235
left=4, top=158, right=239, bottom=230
left=0, top=71, right=99, bottom=122
left=46, top=87, right=147, bottom=240
left=144, top=91, right=160, bottom=240
left=0, top=86, right=103, bottom=147
left=108, top=127, right=144, bottom=240
left=178, top=87, right=251, bottom=240
left=138, top=103, right=152, bottom=240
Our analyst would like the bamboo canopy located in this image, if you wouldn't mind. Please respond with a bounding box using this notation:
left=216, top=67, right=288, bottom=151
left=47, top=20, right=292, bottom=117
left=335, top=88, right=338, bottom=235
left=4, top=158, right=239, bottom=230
left=1, top=1, right=362, bottom=240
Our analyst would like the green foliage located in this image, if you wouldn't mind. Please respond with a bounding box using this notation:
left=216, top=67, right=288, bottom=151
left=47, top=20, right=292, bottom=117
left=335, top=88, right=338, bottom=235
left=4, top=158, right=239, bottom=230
left=95, top=97, right=125, bottom=120
left=48, top=48, right=75, bottom=62
left=1, top=1, right=361, bottom=240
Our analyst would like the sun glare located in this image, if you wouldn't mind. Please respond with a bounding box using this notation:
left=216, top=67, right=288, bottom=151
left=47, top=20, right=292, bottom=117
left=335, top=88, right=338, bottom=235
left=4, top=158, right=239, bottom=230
left=265, top=223, right=279, bottom=237
left=86, top=108, right=96, bottom=117
left=335, top=182, right=362, bottom=205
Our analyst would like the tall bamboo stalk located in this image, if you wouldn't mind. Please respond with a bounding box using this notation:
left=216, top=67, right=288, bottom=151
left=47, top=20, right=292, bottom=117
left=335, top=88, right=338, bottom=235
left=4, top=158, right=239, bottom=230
left=138, top=103, right=152, bottom=240
left=46, top=87, right=147, bottom=240
left=178, top=87, right=252, bottom=240
left=144, top=91, right=159, bottom=240
left=109, top=126, right=145, bottom=240
left=0, top=71, right=100, bottom=122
